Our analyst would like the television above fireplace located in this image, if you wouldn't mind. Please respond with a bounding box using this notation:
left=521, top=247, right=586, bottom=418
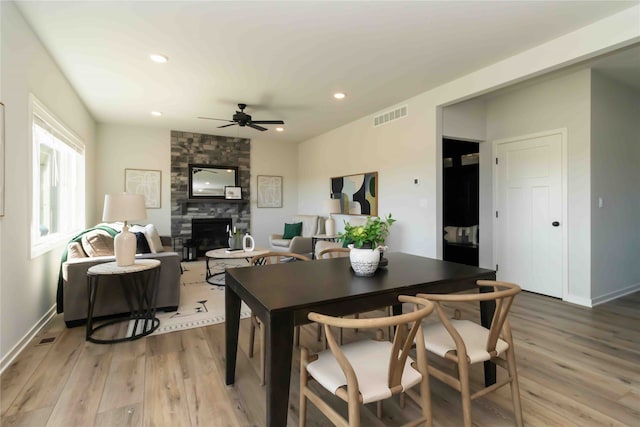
left=188, top=164, right=239, bottom=199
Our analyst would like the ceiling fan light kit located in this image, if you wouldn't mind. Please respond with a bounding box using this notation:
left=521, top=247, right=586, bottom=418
left=198, top=103, right=284, bottom=132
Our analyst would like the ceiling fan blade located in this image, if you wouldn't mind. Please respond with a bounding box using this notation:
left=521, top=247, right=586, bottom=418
left=217, top=123, right=237, bottom=129
left=247, top=123, right=267, bottom=131
left=251, top=120, right=284, bottom=125
left=198, top=116, right=233, bottom=122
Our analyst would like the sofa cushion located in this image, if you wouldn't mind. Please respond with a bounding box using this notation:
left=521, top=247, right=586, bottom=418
left=292, top=215, right=320, bottom=237
left=67, top=242, right=87, bottom=259
left=144, top=224, right=165, bottom=253
left=283, top=222, right=303, bottom=239
left=81, top=230, right=114, bottom=257
left=130, top=224, right=165, bottom=253
left=134, top=232, right=151, bottom=254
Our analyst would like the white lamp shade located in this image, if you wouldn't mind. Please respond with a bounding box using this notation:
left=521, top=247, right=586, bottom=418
left=102, top=193, right=147, bottom=266
left=325, top=198, right=341, bottom=215
left=102, top=193, right=147, bottom=223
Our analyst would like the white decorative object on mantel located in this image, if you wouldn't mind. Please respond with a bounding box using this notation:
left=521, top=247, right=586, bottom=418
left=348, top=245, right=380, bottom=276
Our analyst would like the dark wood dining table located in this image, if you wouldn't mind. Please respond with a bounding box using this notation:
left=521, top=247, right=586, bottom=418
left=225, top=252, right=496, bottom=427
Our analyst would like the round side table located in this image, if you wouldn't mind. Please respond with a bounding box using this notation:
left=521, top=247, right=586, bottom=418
left=205, top=247, right=269, bottom=285
left=86, top=259, right=161, bottom=344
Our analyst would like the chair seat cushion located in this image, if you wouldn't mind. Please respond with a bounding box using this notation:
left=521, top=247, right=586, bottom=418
left=306, top=340, right=422, bottom=404
left=270, top=238, right=291, bottom=248
left=422, top=319, right=509, bottom=364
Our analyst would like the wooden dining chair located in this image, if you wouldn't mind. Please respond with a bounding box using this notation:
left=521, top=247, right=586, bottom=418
left=317, top=247, right=351, bottom=259
left=300, top=295, right=435, bottom=427
left=247, top=251, right=310, bottom=385
left=317, top=246, right=393, bottom=343
left=417, top=280, right=523, bottom=427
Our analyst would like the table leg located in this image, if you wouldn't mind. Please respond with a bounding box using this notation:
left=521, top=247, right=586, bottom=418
left=266, top=311, right=294, bottom=427
left=479, top=289, right=497, bottom=386
left=225, top=284, right=241, bottom=385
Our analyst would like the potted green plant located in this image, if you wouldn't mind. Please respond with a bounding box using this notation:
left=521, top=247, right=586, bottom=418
left=338, top=214, right=395, bottom=276
left=338, top=214, right=395, bottom=248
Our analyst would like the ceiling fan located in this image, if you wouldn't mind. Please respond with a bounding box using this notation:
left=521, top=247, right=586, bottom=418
left=198, top=103, right=284, bottom=131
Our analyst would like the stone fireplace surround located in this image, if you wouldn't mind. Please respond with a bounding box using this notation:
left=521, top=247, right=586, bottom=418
left=191, top=217, right=233, bottom=257
left=171, top=130, right=251, bottom=256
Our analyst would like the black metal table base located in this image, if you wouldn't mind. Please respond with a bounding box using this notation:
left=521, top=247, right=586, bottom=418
left=86, top=264, right=161, bottom=344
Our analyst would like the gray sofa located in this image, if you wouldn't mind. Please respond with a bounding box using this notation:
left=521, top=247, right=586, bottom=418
left=60, top=227, right=181, bottom=327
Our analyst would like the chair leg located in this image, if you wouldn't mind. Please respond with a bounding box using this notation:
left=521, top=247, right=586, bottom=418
left=376, top=401, right=382, bottom=418
left=458, top=360, right=473, bottom=427
left=299, top=348, right=308, bottom=427
left=248, top=316, right=256, bottom=358
left=505, top=349, right=524, bottom=427
left=259, top=326, right=266, bottom=386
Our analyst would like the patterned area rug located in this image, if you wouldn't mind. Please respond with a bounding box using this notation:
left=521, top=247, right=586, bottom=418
left=128, top=259, right=251, bottom=337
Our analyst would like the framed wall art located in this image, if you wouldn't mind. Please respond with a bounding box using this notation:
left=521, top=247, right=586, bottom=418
left=331, top=171, right=378, bottom=216
left=125, top=168, right=161, bottom=209
left=257, top=175, right=283, bottom=208
left=224, top=186, right=242, bottom=200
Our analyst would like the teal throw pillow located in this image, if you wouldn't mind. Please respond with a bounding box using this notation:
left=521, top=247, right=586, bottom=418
left=283, top=222, right=303, bottom=239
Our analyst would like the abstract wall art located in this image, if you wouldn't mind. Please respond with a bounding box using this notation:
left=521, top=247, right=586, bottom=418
left=330, top=171, right=378, bottom=216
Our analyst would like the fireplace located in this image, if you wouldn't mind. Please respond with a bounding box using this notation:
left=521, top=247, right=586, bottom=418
left=192, top=218, right=232, bottom=257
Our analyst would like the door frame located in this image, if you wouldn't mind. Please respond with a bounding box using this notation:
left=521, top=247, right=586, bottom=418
left=492, top=128, right=569, bottom=300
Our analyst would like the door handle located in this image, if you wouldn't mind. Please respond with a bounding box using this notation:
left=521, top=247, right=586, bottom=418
left=552, top=221, right=560, bottom=227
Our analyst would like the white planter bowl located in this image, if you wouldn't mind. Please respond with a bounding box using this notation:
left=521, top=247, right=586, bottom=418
left=348, top=245, right=380, bottom=276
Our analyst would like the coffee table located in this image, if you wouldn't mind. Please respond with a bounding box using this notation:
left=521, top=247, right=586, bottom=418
left=205, top=247, right=269, bottom=285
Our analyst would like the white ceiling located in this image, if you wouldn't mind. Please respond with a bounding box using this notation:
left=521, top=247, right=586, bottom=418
left=15, top=1, right=639, bottom=143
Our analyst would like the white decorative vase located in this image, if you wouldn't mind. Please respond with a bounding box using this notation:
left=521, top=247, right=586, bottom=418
left=348, top=245, right=380, bottom=276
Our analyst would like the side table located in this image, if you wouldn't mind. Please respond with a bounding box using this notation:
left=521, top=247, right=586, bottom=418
left=311, top=234, right=340, bottom=259
left=86, top=259, right=161, bottom=344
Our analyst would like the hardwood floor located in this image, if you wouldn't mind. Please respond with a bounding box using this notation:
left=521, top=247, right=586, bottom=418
left=1, top=291, right=638, bottom=426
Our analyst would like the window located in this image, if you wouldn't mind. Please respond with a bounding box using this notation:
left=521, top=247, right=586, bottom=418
left=30, top=96, right=85, bottom=258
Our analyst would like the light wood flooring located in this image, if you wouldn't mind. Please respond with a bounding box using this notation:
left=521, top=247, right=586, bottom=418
left=1, top=290, right=639, bottom=426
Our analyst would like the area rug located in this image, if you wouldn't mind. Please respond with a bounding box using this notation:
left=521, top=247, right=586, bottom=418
left=127, top=259, right=251, bottom=337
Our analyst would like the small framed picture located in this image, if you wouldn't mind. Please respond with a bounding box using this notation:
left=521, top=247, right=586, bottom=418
left=224, top=186, right=242, bottom=200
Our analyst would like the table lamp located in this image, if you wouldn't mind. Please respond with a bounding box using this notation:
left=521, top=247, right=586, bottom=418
left=324, top=198, right=341, bottom=236
left=102, top=193, right=147, bottom=266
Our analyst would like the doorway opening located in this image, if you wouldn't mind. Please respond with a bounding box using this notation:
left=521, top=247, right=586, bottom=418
left=442, top=138, right=479, bottom=266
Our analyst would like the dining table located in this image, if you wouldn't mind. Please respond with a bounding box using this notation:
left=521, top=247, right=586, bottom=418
left=225, top=252, right=496, bottom=427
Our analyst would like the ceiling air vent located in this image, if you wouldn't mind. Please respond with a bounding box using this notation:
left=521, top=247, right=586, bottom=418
left=373, top=105, right=408, bottom=127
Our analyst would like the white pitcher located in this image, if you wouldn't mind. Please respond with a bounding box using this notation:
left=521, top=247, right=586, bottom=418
left=243, top=233, right=255, bottom=252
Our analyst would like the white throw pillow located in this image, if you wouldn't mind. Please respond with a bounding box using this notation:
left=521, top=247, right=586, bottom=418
left=144, top=224, right=165, bottom=253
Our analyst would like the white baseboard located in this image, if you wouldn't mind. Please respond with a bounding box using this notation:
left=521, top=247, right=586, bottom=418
left=563, top=294, right=592, bottom=308
left=591, top=282, right=640, bottom=307
left=0, top=305, right=57, bottom=375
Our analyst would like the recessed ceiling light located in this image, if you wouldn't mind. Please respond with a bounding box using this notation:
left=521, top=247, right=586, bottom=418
left=151, top=111, right=162, bottom=116
left=333, top=92, right=346, bottom=100
left=149, top=53, right=168, bottom=63
left=276, top=127, right=284, bottom=132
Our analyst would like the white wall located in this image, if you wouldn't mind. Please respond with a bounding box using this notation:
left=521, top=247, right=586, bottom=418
left=249, top=138, right=299, bottom=247
left=485, top=69, right=592, bottom=303
left=297, top=104, right=436, bottom=256
left=0, top=2, right=96, bottom=364
left=590, top=72, right=640, bottom=303
left=95, top=124, right=171, bottom=234
left=442, top=99, right=486, bottom=142
left=297, top=6, right=639, bottom=264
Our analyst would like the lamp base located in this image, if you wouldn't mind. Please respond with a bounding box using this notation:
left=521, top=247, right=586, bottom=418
left=325, top=217, right=336, bottom=236
left=114, top=225, right=136, bottom=266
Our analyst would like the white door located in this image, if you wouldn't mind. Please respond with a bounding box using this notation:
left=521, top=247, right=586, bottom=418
left=495, top=131, right=564, bottom=298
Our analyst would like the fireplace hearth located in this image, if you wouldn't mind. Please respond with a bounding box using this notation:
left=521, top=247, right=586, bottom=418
left=192, top=218, right=233, bottom=257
